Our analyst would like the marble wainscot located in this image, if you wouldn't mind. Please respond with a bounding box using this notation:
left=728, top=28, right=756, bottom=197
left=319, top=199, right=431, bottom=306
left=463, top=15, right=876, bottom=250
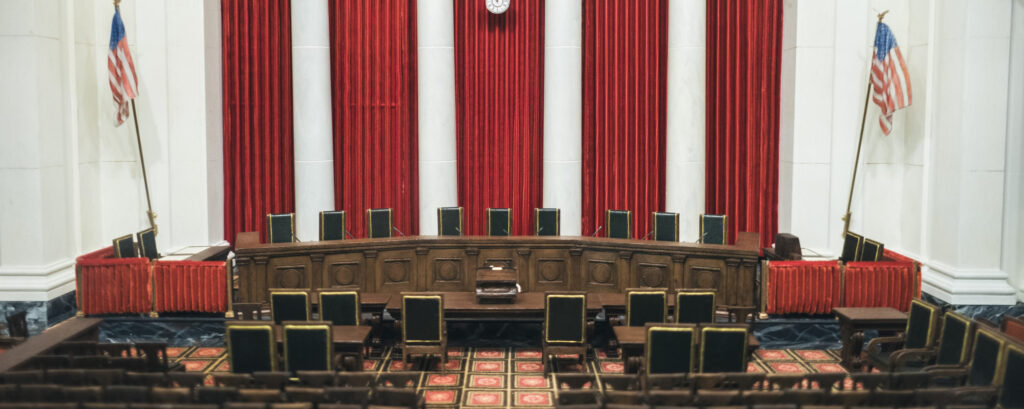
left=921, top=292, right=1024, bottom=323
left=0, top=290, right=77, bottom=336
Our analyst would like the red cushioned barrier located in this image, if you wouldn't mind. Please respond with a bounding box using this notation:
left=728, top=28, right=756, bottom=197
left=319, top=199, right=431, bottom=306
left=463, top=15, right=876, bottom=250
left=152, top=260, right=227, bottom=314
left=766, top=261, right=841, bottom=315
left=843, top=249, right=920, bottom=312
left=75, top=246, right=151, bottom=315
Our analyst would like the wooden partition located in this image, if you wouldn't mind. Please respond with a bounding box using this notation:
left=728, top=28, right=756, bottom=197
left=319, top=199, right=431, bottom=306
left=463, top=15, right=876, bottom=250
left=233, top=232, right=762, bottom=310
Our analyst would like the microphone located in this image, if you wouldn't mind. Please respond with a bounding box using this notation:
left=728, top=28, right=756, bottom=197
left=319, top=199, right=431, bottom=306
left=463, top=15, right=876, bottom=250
left=641, top=231, right=654, bottom=240
left=391, top=226, right=406, bottom=236
left=455, top=226, right=462, bottom=235
left=502, top=228, right=509, bottom=235
left=344, top=230, right=355, bottom=239
left=592, top=225, right=604, bottom=237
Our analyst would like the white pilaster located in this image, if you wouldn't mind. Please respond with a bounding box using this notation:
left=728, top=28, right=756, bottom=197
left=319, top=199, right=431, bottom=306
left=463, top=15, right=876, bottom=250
left=417, top=0, right=458, bottom=236
left=291, top=0, right=335, bottom=241
left=664, top=0, right=706, bottom=241
left=542, top=0, right=582, bottom=236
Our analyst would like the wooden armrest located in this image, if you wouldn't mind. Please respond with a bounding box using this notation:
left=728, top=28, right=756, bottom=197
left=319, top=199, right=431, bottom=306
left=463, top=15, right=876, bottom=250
left=864, top=334, right=905, bottom=355
left=890, top=348, right=936, bottom=367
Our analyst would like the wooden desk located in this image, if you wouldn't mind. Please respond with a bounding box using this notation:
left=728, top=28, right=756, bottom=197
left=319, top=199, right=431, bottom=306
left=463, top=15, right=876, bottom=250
left=385, top=292, right=603, bottom=321
left=233, top=233, right=761, bottom=311
left=611, top=325, right=759, bottom=373
left=272, top=325, right=372, bottom=371
left=0, top=318, right=102, bottom=373
left=833, top=307, right=907, bottom=370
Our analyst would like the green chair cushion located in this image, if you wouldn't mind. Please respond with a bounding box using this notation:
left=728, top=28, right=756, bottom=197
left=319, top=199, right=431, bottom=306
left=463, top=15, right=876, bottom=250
left=999, top=346, right=1023, bottom=408
left=653, top=212, right=679, bottom=242
left=403, top=297, right=442, bottom=343
left=700, top=329, right=746, bottom=372
left=535, top=208, right=560, bottom=236
left=284, top=326, right=331, bottom=373
left=700, top=214, right=728, bottom=245
left=366, top=209, right=393, bottom=238
left=647, top=328, right=694, bottom=374
left=438, top=207, right=463, bottom=236
left=607, top=210, right=632, bottom=239
left=267, top=213, right=294, bottom=243
left=227, top=326, right=274, bottom=373
left=627, top=292, right=666, bottom=327
left=320, top=211, right=346, bottom=241
left=320, top=293, right=359, bottom=326
left=904, top=301, right=935, bottom=349
left=936, top=314, right=969, bottom=365
left=487, top=209, right=511, bottom=236
left=546, top=296, right=585, bottom=343
left=137, top=229, right=158, bottom=260
left=676, top=293, right=715, bottom=324
left=271, top=293, right=309, bottom=324
left=968, top=330, right=1001, bottom=386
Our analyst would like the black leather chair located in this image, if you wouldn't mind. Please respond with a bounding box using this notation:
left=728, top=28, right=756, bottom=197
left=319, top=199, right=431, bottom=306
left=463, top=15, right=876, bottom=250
left=113, top=234, right=136, bottom=258
left=860, top=238, right=885, bottom=261
left=625, top=288, right=667, bottom=327
left=865, top=299, right=941, bottom=371
left=270, top=289, right=311, bottom=324
left=319, top=210, right=346, bottom=241
left=136, top=228, right=158, bottom=260
left=644, top=323, right=697, bottom=375
left=840, top=231, right=864, bottom=262
left=675, top=289, right=716, bottom=324
left=486, top=208, right=512, bottom=236
left=398, top=293, right=447, bottom=372
left=652, top=212, right=679, bottom=242
left=996, top=341, right=1023, bottom=408
left=226, top=323, right=276, bottom=373
left=543, top=292, right=588, bottom=374
left=964, top=325, right=1006, bottom=387
left=437, top=207, right=464, bottom=236
left=606, top=210, right=632, bottom=239
left=699, top=214, right=728, bottom=245
left=535, top=208, right=560, bottom=236
left=318, top=290, right=360, bottom=326
left=365, top=208, right=393, bottom=238
left=282, top=322, right=332, bottom=374
left=698, top=324, right=749, bottom=373
left=266, top=213, right=296, bottom=243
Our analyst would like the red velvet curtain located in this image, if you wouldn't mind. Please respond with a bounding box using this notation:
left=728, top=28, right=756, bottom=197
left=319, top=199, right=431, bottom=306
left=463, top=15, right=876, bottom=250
left=581, top=0, right=668, bottom=238
left=222, top=0, right=295, bottom=244
left=706, top=0, right=782, bottom=247
left=153, top=261, right=227, bottom=314
left=329, top=0, right=419, bottom=237
left=766, top=261, right=840, bottom=315
left=454, top=0, right=545, bottom=235
left=75, top=248, right=151, bottom=315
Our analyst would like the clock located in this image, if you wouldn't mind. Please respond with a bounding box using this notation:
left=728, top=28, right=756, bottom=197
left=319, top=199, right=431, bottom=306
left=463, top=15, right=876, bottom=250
left=486, top=0, right=510, bottom=14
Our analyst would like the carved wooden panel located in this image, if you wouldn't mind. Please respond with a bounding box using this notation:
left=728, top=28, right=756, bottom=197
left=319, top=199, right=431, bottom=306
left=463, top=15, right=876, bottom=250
left=428, top=249, right=468, bottom=291
left=477, top=248, right=516, bottom=270
left=321, top=253, right=365, bottom=290
left=631, top=254, right=673, bottom=289
left=581, top=250, right=620, bottom=292
left=267, top=256, right=313, bottom=293
left=529, top=249, right=571, bottom=292
left=376, top=249, right=417, bottom=292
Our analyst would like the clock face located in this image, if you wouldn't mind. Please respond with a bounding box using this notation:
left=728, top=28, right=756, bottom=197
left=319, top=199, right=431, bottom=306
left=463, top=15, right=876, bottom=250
left=486, top=0, right=510, bottom=14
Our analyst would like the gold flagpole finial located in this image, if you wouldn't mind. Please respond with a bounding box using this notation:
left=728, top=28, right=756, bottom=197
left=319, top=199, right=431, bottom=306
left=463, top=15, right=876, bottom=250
left=114, top=0, right=121, bottom=9
left=877, top=10, right=889, bottom=21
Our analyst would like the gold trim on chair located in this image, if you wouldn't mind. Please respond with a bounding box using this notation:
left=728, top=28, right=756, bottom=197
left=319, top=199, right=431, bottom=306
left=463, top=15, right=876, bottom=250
left=136, top=228, right=156, bottom=259
left=534, top=208, right=561, bottom=236
left=698, top=326, right=749, bottom=373
left=843, top=231, right=864, bottom=262
left=675, top=290, right=717, bottom=324
left=113, top=234, right=134, bottom=258
left=282, top=323, right=333, bottom=372
left=486, top=208, right=512, bottom=236
left=943, top=312, right=974, bottom=365
left=645, top=324, right=697, bottom=374
left=266, top=213, right=296, bottom=243
left=225, top=323, right=276, bottom=372
left=862, top=238, right=884, bottom=261
left=626, top=289, right=669, bottom=326
left=652, top=212, right=679, bottom=242
left=269, top=290, right=311, bottom=322
left=318, top=290, right=361, bottom=326
left=544, top=294, right=587, bottom=344
left=907, top=299, right=941, bottom=348
left=971, top=325, right=1007, bottom=385
left=401, top=294, right=444, bottom=344
left=995, top=340, right=1022, bottom=387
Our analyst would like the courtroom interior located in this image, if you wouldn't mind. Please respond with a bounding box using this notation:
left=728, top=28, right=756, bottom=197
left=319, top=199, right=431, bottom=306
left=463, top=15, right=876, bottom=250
left=1, top=0, right=1023, bottom=408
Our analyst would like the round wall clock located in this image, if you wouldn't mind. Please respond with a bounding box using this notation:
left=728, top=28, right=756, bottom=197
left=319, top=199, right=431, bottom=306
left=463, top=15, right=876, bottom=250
left=486, top=0, right=510, bottom=14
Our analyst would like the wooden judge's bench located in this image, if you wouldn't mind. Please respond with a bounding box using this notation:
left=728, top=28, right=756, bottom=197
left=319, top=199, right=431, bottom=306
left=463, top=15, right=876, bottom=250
left=233, top=232, right=762, bottom=311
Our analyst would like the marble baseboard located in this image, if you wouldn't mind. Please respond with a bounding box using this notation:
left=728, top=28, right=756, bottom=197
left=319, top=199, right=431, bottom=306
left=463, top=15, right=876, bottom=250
left=921, top=292, right=1024, bottom=322
left=0, top=290, right=77, bottom=336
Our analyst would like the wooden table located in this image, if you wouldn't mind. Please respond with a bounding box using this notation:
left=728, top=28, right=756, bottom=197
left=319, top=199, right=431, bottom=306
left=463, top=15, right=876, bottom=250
left=611, top=326, right=759, bottom=373
left=273, top=325, right=372, bottom=371
left=385, top=292, right=603, bottom=321
left=0, top=317, right=102, bottom=372
left=832, top=307, right=907, bottom=370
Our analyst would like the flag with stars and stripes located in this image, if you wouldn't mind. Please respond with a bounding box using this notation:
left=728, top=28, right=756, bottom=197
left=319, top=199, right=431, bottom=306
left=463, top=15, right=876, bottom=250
left=871, top=22, right=911, bottom=135
left=108, top=7, right=138, bottom=126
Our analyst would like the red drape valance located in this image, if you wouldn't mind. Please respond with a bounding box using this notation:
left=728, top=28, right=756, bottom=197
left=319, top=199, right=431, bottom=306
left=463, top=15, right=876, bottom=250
left=581, top=0, right=668, bottom=238
left=329, top=0, right=419, bottom=237
left=453, top=0, right=545, bottom=235
left=222, top=0, right=295, bottom=244
left=706, top=0, right=782, bottom=247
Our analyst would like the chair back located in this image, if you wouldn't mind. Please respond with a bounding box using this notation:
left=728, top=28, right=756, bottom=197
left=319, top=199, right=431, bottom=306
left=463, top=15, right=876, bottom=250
left=283, top=322, right=332, bottom=374
left=318, top=290, right=360, bottom=326
left=365, top=208, right=393, bottom=238
left=266, top=213, right=295, bottom=244
left=675, top=290, right=716, bottom=324
left=401, top=294, right=444, bottom=344
left=903, top=299, right=940, bottom=349
left=645, top=323, right=696, bottom=374
left=997, top=341, right=1023, bottom=408
left=534, top=208, right=560, bottom=236
left=319, top=210, right=346, bottom=241
left=967, top=325, right=1007, bottom=386
left=113, top=234, right=136, bottom=258
left=487, top=208, right=512, bottom=236
left=699, top=214, right=728, bottom=245
left=437, top=207, right=464, bottom=236
left=699, top=324, right=749, bottom=373
left=626, top=288, right=668, bottom=327
left=5, top=311, right=28, bottom=338
left=606, top=210, right=632, bottom=239
left=270, top=290, right=310, bottom=324
left=860, top=239, right=884, bottom=261
left=936, top=312, right=973, bottom=365
left=544, top=293, right=587, bottom=344
left=840, top=231, right=864, bottom=262
left=652, top=212, right=679, bottom=242
left=136, top=228, right=158, bottom=260
left=226, top=324, right=276, bottom=373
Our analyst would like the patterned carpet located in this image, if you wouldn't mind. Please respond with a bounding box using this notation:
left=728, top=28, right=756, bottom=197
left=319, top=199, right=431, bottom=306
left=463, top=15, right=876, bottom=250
left=165, top=346, right=849, bottom=408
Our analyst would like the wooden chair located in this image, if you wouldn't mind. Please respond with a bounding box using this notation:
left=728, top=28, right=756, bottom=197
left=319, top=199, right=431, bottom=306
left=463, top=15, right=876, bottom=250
left=698, top=324, right=749, bottom=373
left=543, top=292, right=588, bottom=374
left=365, top=208, right=394, bottom=238
left=225, top=323, right=276, bottom=373
left=334, top=373, right=375, bottom=387
left=96, top=342, right=133, bottom=357
left=651, top=212, right=679, bottom=242
left=282, top=321, right=332, bottom=375
left=606, top=210, right=633, bottom=239
left=699, top=214, right=728, bottom=244
left=624, top=288, right=668, bottom=327
left=296, top=370, right=336, bottom=387
left=884, top=311, right=975, bottom=371
left=270, top=289, right=311, bottom=324
left=285, top=386, right=326, bottom=403
left=643, top=323, right=697, bottom=376
left=323, top=386, right=371, bottom=406
left=398, top=293, right=447, bottom=372
left=266, top=213, right=296, bottom=243
left=864, top=299, right=941, bottom=371
left=318, top=290, right=360, bottom=326
left=319, top=210, right=347, bottom=241
left=195, top=386, right=240, bottom=404
left=675, top=289, right=716, bottom=324
left=995, top=340, right=1023, bottom=408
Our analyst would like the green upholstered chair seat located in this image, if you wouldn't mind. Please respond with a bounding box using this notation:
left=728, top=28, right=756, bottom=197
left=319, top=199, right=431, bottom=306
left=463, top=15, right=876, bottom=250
left=606, top=210, right=632, bottom=239
left=113, top=234, right=136, bottom=258
left=700, top=326, right=748, bottom=373
left=402, top=296, right=443, bottom=344
left=283, top=324, right=332, bottom=374
left=270, top=291, right=310, bottom=324
left=226, top=325, right=275, bottom=373
left=545, top=295, right=586, bottom=343
left=535, top=208, right=560, bottom=236
left=935, top=313, right=972, bottom=366
left=319, top=291, right=360, bottom=326
left=652, top=212, right=679, bottom=242
left=699, top=214, right=728, bottom=245
left=676, top=291, right=716, bottom=324
left=646, top=325, right=696, bottom=374
left=967, top=327, right=1004, bottom=387
left=487, top=208, right=512, bottom=236
left=998, top=344, right=1023, bottom=408
left=319, top=210, right=346, bottom=241
left=266, top=213, right=295, bottom=244
left=366, top=209, right=393, bottom=238
left=137, top=228, right=158, bottom=260
left=438, top=207, right=464, bottom=236
left=626, top=290, right=667, bottom=327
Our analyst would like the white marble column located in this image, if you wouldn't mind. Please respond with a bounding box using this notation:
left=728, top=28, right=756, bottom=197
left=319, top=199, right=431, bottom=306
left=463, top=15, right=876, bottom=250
left=664, top=0, right=706, bottom=241
left=542, top=0, right=582, bottom=236
left=291, top=0, right=335, bottom=241
left=417, top=0, right=458, bottom=236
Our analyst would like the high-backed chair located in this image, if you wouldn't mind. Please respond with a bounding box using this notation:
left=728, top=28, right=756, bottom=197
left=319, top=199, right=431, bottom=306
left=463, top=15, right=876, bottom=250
left=652, top=212, right=679, bottom=242
left=319, top=210, right=346, bottom=241
left=864, top=299, right=941, bottom=371
left=996, top=341, right=1023, bottom=408
left=437, top=207, right=464, bottom=236
left=486, top=208, right=511, bottom=236
left=840, top=231, right=864, bottom=262
left=535, top=208, right=560, bottom=236
left=270, top=289, right=311, bottom=324
left=876, top=310, right=974, bottom=372
left=365, top=208, right=393, bottom=238
left=266, top=213, right=296, bottom=244
left=136, top=228, right=158, bottom=260
left=699, top=214, right=728, bottom=245
left=606, top=210, right=632, bottom=239
left=698, top=324, right=749, bottom=373
left=318, top=290, right=360, bottom=326
left=645, top=324, right=697, bottom=375
left=675, top=289, right=716, bottom=324
left=398, top=293, right=447, bottom=371
left=543, top=292, right=588, bottom=373
left=860, top=238, right=885, bottom=261
left=226, top=323, right=276, bottom=373
left=964, top=325, right=1006, bottom=387
left=282, top=322, right=332, bottom=374
left=113, top=234, right=136, bottom=258
left=625, top=288, right=668, bottom=327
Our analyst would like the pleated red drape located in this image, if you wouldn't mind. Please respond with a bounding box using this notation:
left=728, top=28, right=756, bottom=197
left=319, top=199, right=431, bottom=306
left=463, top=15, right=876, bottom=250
left=706, top=0, right=782, bottom=247
left=329, top=0, right=419, bottom=237
left=75, top=247, right=151, bottom=315
left=765, top=261, right=841, bottom=315
left=222, top=0, right=295, bottom=244
left=153, top=261, right=227, bottom=314
left=454, top=0, right=545, bottom=236
left=581, top=0, right=668, bottom=238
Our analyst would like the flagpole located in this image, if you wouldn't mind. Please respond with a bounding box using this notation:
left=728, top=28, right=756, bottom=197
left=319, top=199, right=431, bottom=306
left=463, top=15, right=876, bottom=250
left=842, top=10, right=888, bottom=238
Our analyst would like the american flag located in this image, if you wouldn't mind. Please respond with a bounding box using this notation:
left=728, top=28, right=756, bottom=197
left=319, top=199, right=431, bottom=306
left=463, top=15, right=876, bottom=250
left=871, top=22, right=911, bottom=135
left=108, top=8, right=138, bottom=126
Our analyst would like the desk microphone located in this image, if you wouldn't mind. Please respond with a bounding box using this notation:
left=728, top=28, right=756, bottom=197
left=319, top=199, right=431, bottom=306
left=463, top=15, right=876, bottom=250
left=641, top=231, right=654, bottom=240
left=391, top=226, right=406, bottom=237
left=592, top=225, right=604, bottom=237
left=455, top=226, right=462, bottom=235
left=345, top=230, right=355, bottom=239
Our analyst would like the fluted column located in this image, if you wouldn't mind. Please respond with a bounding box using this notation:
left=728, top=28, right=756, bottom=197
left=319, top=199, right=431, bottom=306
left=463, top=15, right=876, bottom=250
left=417, top=0, right=458, bottom=235
left=291, top=0, right=335, bottom=241
left=542, top=0, right=582, bottom=235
